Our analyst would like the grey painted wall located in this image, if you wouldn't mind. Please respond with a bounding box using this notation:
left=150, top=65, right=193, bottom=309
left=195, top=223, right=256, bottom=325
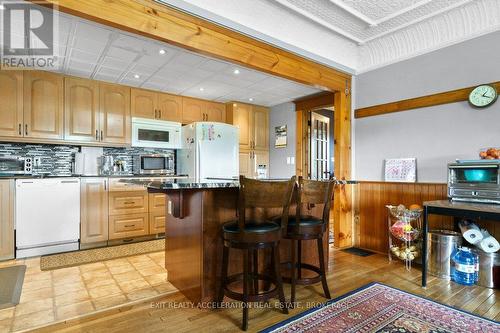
left=354, top=31, right=500, bottom=183
left=269, top=102, right=296, bottom=178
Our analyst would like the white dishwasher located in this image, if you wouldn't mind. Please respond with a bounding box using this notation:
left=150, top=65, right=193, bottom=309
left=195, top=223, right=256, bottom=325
left=16, top=178, right=81, bottom=258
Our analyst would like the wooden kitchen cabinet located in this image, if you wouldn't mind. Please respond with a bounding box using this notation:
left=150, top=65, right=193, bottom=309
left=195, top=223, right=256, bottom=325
left=100, top=83, right=131, bottom=144
left=182, top=97, right=205, bottom=124
left=0, top=71, right=23, bottom=138
left=149, top=193, right=166, bottom=234
left=109, top=213, right=149, bottom=240
left=131, top=88, right=157, bottom=119
left=227, top=102, right=270, bottom=177
left=23, top=71, right=64, bottom=140
left=0, top=180, right=14, bottom=261
left=64, top=77, right=100, bottom=142
left=252, top=106, right=269, bottom=150
left=158, top=92, right=182, bottom=122
left=239, top=150, right=253, bottom=178
left=80, top=178, right=109, bottom=245
left=205, top=101, right=226, bottom=122
left=109, top=191, right=149, bottom=215
left=227, top=103, right=253, bottom=150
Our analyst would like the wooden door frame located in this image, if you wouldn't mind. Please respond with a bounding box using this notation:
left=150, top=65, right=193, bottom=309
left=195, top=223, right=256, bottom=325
left=32, top=0, right=353, bottom=248
left=295, top=92, right=352, bottom=248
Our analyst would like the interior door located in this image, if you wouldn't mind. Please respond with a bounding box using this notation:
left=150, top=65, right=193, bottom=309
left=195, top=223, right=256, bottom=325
left=131, top=88, right=157, bottom=119
left=252, top=106, right=269, bottom=150
left=158, top=93, right=182, bottom=122
left=182, top=97, right=205, bottom=124
left=309, top=112, right=330, bottom=180
left=23, top=71, right=64, bottom=140
left=0, top=71, right=23, bottom=138
left=64, top=77, right=100, bottom=142
left=100, top=83, right=131, bottom=144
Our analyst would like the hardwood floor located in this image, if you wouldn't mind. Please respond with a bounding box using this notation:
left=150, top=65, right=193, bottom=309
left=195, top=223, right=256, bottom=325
left=35, top=247, right=499, bottom=333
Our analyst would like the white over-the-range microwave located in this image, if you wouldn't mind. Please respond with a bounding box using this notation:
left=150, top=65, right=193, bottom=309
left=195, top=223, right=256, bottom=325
left=131, top=117, right=182, bottom=149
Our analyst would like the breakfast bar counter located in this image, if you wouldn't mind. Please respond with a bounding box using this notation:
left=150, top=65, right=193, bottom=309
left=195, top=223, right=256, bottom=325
left=127, top=178, right=330, bottom=304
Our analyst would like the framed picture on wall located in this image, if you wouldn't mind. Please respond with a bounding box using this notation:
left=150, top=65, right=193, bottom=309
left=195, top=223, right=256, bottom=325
left=384, top=158, right=417, bottom=182
left=275, top=125, right=287, bottom=148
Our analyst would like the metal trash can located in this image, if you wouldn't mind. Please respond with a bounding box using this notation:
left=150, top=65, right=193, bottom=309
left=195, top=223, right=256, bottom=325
left=472, top=249, right=500, bottom=289
left=427, top=230, right=462, bottom=280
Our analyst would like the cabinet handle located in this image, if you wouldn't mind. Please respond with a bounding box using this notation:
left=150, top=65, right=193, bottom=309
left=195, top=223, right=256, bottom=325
left=25, top=124, right=28, bottom=136
left=155, top=110, right=158, bottom=119
left=100, top=130, right=103, bottom=141
left=123, top=201, right=135, bottom=205
left=159, top=110, right=162, bottom=119
left=104, top=180, right=107, bottom=191
left=124, top=224, right=136, bottom=228
left=18, top=124, right=22, bottom=136
left=95, top=130, right=99, bottom=140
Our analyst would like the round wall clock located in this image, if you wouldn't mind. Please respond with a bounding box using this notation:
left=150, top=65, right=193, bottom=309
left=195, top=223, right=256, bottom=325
left=468, top=84, right=498, bottom=108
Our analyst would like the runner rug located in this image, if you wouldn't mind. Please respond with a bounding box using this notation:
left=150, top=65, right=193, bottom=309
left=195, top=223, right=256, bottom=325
left=261, top=282, right=499, bottom=333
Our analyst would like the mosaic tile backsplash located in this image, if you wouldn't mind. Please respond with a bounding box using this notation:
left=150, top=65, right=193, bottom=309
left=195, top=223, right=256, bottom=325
left=0, top=143, right=175, bottom=176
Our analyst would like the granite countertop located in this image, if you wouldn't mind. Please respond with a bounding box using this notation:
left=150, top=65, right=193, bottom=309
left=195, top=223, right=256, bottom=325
left=120, top=177, right=240, bottom=190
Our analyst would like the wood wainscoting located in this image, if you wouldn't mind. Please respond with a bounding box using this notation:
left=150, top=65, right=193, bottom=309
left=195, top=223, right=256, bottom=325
left=354, top=181, right=500, bottom=254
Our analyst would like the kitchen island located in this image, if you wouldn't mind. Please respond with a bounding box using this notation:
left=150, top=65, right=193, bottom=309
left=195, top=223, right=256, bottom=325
left=127, top=178, right=331, bottom=304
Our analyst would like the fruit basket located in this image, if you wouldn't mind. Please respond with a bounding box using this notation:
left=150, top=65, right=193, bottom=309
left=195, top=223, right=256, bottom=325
left=387, top=204, right=423, bottom=270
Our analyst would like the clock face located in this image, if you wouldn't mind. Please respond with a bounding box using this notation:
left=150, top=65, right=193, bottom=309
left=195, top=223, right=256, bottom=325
left=469, top=85, right=498, bottom=108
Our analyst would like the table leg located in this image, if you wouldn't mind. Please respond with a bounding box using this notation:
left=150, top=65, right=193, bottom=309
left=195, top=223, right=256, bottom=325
left=422, top=206, right=429, bottom=288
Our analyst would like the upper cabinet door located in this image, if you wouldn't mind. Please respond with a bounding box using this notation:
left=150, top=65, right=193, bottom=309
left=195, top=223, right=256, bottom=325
left=232, top=103, right=253, bottom=150
left=252, top=106, right=269, bottom=151
left=206, top=101, right=226, bottom=123
left=0, top=71, right=23, bottom=138
left=131, top=88, right=157, bottom=119
left=64, top=77, right=100, bottom=142
left=182, top=97, right=205, bottom=124
left=158, top=93, right=182, bottom=122
left=100, top=83, right=131, bottom=145
left=23, top=71, right=64, bottom=140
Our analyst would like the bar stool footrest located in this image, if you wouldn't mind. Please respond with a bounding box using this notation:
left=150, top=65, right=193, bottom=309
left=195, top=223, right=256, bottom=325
left=223, top=273, right=279, bottom=302
left=281, top=262, right=322, bottom=285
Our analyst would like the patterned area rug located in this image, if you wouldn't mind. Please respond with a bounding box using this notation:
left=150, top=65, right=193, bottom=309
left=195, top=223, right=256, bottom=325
left=40, top=239, right=165, bottom=270
left=261, top=282, right=500, bottom=333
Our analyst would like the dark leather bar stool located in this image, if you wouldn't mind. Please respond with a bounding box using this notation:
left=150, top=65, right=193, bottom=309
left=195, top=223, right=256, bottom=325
left=215, top=176, right=295, bottom=331
left=277, top=176, right=335, bottom=305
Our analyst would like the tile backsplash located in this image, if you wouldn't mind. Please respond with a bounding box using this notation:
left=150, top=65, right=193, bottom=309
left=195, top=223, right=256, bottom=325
left=0, top=143, right=79, bottom=176
left=0, top=143, right=175, bottom=176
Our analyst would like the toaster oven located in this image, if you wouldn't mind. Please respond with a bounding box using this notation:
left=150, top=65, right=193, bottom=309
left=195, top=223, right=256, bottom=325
left=0, top=156, right=33, bottom=175
left=448, top=161, right=500, bottom=204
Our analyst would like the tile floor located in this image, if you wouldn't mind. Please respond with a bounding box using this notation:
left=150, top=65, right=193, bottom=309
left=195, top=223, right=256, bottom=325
left=0, top=251, right=177, bottom=332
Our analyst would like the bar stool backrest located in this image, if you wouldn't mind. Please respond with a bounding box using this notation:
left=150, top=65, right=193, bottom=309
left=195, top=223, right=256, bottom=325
left=296, top=176, right=335, bottom=226
left=238, top=176, right=296, bottom=229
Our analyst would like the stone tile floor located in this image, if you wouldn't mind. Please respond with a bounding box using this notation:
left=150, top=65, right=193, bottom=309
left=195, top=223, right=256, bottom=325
left=0, top=251, right=177, bottom=332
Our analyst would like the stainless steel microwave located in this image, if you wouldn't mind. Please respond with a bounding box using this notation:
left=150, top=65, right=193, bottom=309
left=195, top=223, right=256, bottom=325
left=448, top=161, right=500, bottom=204
left=133, top=154, right=174, bottom=175
left=0, top=156, right=32, bottom=175
left=131, top=117, right=181, bottom=149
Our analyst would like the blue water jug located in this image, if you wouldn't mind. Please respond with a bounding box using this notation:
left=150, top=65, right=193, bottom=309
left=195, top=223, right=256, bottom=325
left=452, top=247, right=476, bottom=286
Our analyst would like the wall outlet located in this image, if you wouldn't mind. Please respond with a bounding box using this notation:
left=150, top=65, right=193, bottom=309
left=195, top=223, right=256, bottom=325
left=286, top=157, right=291, bottom=165
left=291, top=157, right=295, bottom=165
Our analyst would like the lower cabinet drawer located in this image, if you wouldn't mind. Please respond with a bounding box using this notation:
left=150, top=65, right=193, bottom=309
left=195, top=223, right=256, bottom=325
left=109, top=191, right=148, bottom=215
left=149, top=211, right=165, bottom=234
left=109, top=213, right=149, bottom=240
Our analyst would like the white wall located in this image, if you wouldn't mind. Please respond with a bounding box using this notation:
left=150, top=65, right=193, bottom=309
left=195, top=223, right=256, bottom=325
left=269, top=102, right=296, bottom=178
left=354, top=31, right=500, bottom=183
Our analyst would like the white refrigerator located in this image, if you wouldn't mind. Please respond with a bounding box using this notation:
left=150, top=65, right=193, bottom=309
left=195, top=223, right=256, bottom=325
left=177, top=122, right=239, bottom=182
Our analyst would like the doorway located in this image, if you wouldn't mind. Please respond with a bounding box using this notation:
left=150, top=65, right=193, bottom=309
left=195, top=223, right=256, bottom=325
left=308, top=108, right=334, bottom=181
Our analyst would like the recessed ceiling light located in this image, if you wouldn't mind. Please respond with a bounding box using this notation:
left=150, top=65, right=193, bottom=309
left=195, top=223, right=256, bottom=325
left=233, top=103, right=237, bottom=107
left=199, top=87, right=204, bottom=91
left=233, top=69, right=240, bottom=75
left=133, top=74, right=140, bottom=79
left=159, top=49, right=166, bottom=55
left=248, top=98, right=254, bottom=102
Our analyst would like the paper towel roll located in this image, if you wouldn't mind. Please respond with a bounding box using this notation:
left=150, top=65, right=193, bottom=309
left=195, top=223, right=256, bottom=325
left=459, top=220, right=483, bottom=245
left=478, top=230, right=500, bottom=253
